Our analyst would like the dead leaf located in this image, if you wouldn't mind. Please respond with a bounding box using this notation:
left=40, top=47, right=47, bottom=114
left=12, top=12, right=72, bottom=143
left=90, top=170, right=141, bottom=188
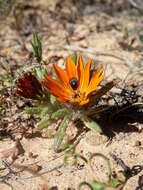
left=0, top=139, right=24, bottom=160
left=12, top=162, right=42, bottom=174
left=27, top=163, right=42, bottom=173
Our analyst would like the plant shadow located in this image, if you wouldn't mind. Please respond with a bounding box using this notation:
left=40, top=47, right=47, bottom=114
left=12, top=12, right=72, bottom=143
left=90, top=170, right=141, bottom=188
left=93, top=104, right=143, bottom=138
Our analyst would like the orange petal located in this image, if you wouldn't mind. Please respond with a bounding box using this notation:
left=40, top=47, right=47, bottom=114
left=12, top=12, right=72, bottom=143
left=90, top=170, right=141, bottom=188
left=42, top=75, right=71, bottom=99
left=53, top=64, right=72, bottom=91
left=77, top=54, right=84, bottom=92
left=78, top=58, right=91, bottom=93
left=86, top=68, right=104, bottom=96
left=83, top=59, right=91, bottom=91
left=57, top=97, right=68, bottom=103
left=66, top=57, right=78, bottom=80
left=42, top=81, right=70, bottom=100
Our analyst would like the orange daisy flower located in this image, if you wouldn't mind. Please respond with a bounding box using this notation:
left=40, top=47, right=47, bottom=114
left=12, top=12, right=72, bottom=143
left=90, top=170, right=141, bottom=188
left=42, top=55, right=104, bottom=106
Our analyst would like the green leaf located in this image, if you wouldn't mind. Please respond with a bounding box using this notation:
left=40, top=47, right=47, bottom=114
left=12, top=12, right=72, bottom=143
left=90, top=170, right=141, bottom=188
left=60, top=141, right=71, bottom=152
left=36, top=117, right=52, bottom=130
left=35, top=68, right=48, bottom=80
left=25, top=107, right=42, bottom=115
left=64, top=154, right=77, bottom=166
left=91, top=181, right=105, bottom=190
left=54, top=115, right=69, bottom=152
left=71, top=52, right=77, bottom=65
left=87, top=120, right=102, bottom=133
left=40, top=107, right=51, bottom=116
left=82, top=116, right=102, bottom=134
left=51, top=108, right=68, bottom=119
left=31, top=32, right=42, bottom=64
left=108, top=176, right=120, bottom=187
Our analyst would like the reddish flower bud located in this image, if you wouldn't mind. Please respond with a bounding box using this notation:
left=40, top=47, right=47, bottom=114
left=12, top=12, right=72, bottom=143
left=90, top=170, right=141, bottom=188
left=16, top=72, right=42, bottom=100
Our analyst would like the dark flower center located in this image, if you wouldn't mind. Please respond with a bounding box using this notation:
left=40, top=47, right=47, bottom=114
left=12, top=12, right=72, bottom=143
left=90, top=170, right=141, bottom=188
left=69, top=77, right=78, bottom=90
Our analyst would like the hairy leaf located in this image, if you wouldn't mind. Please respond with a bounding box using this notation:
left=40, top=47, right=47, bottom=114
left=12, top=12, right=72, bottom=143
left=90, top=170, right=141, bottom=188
left=36, top=117, right=52, bottom=130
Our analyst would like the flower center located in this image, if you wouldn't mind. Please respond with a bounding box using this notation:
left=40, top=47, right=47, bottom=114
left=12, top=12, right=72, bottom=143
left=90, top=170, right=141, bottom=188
left=69, top=77, right=78, bottom=90
left=71, top=90, right=87, bottom=104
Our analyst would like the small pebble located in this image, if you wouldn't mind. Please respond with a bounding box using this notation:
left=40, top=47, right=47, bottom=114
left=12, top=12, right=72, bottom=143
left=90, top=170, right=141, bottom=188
left=28, top=152, right=38, bottom=159
left=135, top=140, right=141, bottom=146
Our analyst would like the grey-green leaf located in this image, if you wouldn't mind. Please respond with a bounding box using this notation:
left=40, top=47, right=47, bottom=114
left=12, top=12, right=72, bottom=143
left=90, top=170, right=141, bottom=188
left=82, top=117, right=102, bottom=134
left=36, top=117, right=52, bottom=130
left=92, top=181, right=105, bottom=190
left=54, top=115, right=69, bottom=152
left=51, top=108, right=68, bottom=119
left=25, top=107, right=42, bottom=115
left=71, top=52, right=77, bottom=65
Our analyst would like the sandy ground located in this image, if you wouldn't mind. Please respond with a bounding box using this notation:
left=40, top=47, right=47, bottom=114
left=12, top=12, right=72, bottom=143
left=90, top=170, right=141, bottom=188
left=1, top=0, right=143, bottom=189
